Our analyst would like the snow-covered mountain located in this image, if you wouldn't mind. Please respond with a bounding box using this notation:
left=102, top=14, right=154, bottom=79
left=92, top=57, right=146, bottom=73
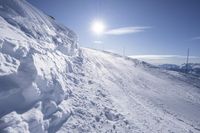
left=159, top=63, right=200, bottom=77
left=0, top=0, right=200, bottom=133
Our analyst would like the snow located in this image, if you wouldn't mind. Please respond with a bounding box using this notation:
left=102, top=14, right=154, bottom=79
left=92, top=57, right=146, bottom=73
left=1, top=0, right=200, bottom=133
left=81, top=48, right=200, bottom=132
left=0, top=53, right=20, bottom=76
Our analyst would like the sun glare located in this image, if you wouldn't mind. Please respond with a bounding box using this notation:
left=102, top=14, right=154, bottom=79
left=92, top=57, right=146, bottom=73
left=91, top=20, right=105, bottom=35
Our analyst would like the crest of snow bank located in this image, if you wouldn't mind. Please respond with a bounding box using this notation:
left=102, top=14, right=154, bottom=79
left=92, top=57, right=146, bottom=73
left=0, top=0, right=78, bottom=56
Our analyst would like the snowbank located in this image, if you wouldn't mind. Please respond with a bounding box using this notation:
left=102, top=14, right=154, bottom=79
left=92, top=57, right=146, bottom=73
left=0, top=0, right=79, bottom=132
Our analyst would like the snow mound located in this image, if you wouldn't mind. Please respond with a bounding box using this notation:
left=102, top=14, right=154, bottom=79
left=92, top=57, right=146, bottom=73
left=0, top=0, right=79, bottom=129
left=1, top=0, right=200, bottom=133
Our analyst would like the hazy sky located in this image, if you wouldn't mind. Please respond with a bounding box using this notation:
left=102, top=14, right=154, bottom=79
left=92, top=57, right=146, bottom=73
left=28, top=0, right=200, bottom=58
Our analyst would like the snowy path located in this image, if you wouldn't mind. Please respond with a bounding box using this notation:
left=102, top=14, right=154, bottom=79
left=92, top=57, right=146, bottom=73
left=81, top=48, right=200, bottom=133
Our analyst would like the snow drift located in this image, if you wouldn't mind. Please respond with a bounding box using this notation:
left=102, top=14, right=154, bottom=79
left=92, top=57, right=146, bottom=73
left=0, top=0, right=200, bottom=133
left=0, top=0, right=79, bottom=132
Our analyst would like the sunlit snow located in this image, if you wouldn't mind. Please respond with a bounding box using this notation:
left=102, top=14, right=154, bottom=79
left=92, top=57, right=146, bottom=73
left=0, top=0, right=200, bottom=133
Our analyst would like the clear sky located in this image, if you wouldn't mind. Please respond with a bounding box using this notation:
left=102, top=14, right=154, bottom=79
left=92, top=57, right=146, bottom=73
left=27, top=0, right=200, bottom=57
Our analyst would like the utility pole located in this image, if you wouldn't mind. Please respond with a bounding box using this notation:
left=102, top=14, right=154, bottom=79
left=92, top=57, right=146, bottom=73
left=186, top=48, right=190, bottom=73
left=123, top=45, right=125, bottom=57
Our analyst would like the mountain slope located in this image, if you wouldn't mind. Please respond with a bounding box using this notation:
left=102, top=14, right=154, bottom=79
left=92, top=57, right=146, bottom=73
left=0, top=0, right=200, bottom=133
left=79, top=48, right=200, bottom=133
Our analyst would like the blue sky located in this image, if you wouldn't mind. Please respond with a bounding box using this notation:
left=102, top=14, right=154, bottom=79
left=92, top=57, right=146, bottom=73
left=28, top=0, right=200, bottom=59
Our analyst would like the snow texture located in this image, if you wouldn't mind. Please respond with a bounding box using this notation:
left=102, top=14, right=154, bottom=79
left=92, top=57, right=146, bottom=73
left=0, top=0, right=200, bottom=133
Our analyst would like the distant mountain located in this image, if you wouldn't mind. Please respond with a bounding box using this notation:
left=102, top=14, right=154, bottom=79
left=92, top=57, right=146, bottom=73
left=159, top=63, right=200, bottom=76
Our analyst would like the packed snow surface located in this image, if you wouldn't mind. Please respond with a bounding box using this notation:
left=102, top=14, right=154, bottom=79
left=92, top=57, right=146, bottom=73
left=1, top=0, right=200, bottom=133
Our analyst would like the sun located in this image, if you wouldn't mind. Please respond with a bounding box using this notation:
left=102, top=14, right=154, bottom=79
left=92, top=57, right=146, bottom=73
left=91, top=20, right=105, bottom=35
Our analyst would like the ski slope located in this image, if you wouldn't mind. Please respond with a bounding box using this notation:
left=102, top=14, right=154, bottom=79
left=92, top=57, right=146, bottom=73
left=0, top=0, right=200, bottom=132
left=79, top=48, right=200, bottom=133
